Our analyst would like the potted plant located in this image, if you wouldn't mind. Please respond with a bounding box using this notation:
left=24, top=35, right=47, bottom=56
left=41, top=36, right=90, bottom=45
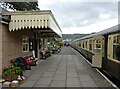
left=2, top=66, right=23, bottom=81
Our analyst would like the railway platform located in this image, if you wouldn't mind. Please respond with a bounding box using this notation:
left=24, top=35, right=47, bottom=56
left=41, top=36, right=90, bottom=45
left=19, top=47, right=116, bottom=88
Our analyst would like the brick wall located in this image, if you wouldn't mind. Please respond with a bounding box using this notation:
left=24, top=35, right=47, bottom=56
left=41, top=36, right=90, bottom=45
left=0, top=23, right=2, bottom=77
left=2, top=25, right=34, bottom=68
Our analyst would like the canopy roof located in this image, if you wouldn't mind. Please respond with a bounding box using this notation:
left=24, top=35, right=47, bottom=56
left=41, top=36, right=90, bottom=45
left=3, top=10, right=62, bottom=37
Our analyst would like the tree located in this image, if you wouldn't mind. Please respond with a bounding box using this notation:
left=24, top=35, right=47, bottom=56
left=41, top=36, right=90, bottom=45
left=1, top=1, right=39, bottom=11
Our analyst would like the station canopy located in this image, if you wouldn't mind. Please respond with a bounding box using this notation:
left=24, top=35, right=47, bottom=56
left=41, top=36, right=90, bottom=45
left=3, top=10, right=62, bottom=38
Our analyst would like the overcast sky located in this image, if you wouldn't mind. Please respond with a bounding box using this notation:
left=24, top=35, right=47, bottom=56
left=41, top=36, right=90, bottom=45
left=38, top=0, right=119, bottom=34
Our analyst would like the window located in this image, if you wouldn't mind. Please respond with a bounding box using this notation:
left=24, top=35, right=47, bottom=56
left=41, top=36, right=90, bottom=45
left=113, top=36, right=117, bottom=43
left=83, top=42, right=84, bottom=48
left=86, top=41, right=87, bottom=48
left=89, top=40, right=92, bottom=51
left=117, top=35, right=120, bottom=44
left=93, top=40, right=95, bottom=49
left=79, top=43, right=81, bottom=47
left=96, top=40, right=101, bottom=48
left=22, top=37, right=29, bottom=52
left=29, top=40, right=33, bottom=51
left=113, top=35, right=120, bottom=61
left=113, top=45, right=120, bottom=61
left=113, top=35, right=120, bottom=44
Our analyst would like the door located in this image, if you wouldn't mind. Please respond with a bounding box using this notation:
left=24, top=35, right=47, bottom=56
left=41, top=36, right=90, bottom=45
left=29, top=38, right=37, bottom=58
left=92, top=36, right=103, bottom=68
left=102, top=35, right=108, bottom=70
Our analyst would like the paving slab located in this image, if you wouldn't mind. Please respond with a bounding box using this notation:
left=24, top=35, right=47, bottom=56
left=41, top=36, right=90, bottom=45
left=66, top=78, right=81, bottom=86
left=19, top=81, right=36, bottom=87
left=67, top=68, right=76, bottom=72
left=46, top=68, right=57, bottom=72
left=50, top=80, right=66, bottom=87
left=79, top=75, right=93, bottom=81
left=26, top=74, right=42, bottom=81
left=81, top=81, right=97, bottom=87
left=43, top=72, right=55, bottom=77
left=53, top=75, right=66, bottom=81
left=36, top=77, right=53, bottom=85
left=67, top=72, right=78, bottom=78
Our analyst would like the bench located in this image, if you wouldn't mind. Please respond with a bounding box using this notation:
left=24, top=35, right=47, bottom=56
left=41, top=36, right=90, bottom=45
left=27, top=55, right=37, bottom=66
left=11, top=57, right=31, bottom=70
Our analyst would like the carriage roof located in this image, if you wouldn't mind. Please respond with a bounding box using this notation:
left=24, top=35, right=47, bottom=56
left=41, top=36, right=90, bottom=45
left=76, top=24, right=120, bottom=41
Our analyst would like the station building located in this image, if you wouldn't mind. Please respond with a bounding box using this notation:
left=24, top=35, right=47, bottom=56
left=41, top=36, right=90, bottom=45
left=0, top=7, right=62, bottom=76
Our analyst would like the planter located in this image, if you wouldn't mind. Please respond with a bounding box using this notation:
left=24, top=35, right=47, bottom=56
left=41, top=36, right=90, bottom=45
left=3, top=75, right=18, bottom=81
left=3, top=66, right=23, bottom=81
left=10, top=80, right=19, bottom=87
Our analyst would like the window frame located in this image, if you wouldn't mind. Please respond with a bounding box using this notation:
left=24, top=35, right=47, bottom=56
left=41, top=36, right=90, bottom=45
left=89, top=40, right=92, bottom=51
left=96, top=39, right=101, bottom=48
left=22, top=37, right=29, bottom=52
left=113, top=35, right=120, bottom=61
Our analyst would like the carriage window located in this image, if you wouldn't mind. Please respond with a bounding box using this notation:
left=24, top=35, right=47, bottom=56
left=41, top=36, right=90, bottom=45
left=99, top=41, right=101, bottom=48
left=113, top=45, right=120, bottom=61
left=93, top=40, right=95, bottom=49
left=113, top=36, right=117, bottom=43
left=83, top=43, right=84, bottom=48
left=79, top=43, right=81, bottom=47
left=117, top=35, right=120, bottom=44
left=89, top=40, right=92, bottom=51
left=113, top=35, right=120, bottom=61
left=86, top=41, right=87, bottom=48
left=113, top=35, right=120, bottom=44
left=96, top=40, right=101, bottom=48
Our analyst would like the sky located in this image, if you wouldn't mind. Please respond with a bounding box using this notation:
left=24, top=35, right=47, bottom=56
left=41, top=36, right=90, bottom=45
left=38, top=0, right=119, bottom=34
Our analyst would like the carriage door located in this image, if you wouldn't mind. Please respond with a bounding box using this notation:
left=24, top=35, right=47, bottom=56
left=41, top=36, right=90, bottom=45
left=92, top=36, right=103, bottom=68
left=108, top=34, right=120, bottom=79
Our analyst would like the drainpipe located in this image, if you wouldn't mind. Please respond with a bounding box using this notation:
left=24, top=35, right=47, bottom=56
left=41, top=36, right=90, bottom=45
left=33, top=32, right=38, bottom=59
left=37, top=32, right=40, bottom=60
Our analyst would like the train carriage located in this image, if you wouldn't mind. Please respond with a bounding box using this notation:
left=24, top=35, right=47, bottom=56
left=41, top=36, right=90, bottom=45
left=70, top=25, right=120, bottom=81
left=107, top=33, right=120, bottom=80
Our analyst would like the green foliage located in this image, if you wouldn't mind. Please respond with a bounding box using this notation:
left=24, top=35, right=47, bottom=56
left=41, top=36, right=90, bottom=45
left=62, top=34, right=89, bottom=40
left=1, top=1, right=39, bottom=11
left=12, top=66, right=22, bottom=75
left=3, top=67, right=13, bottom=76
left=3, top=66, right=23, bottom=76
left=48, top=38, right=63, bottom=47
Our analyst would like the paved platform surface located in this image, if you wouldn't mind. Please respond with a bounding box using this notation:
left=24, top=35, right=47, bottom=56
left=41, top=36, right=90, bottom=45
left=19, top=47, right=115, bottom=88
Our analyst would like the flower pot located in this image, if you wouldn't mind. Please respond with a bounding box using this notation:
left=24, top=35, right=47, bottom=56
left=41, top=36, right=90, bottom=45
left=3, top=75, right=18, bottom=81
left=2, top=76, right=12, bottom=81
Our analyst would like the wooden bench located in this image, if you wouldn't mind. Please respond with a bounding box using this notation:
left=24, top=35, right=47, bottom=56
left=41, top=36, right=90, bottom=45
left=11, top=57, right=31, bottom=70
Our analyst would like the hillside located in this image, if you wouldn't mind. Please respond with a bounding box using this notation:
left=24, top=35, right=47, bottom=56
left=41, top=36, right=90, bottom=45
left=62, top=34, right=89, bottom=41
